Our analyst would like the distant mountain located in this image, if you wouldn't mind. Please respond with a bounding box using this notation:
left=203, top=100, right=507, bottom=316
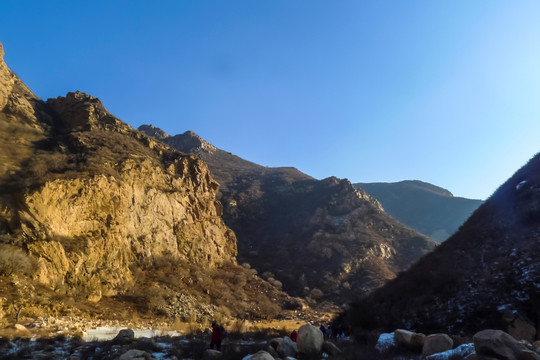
left=341, top=152, right=540, bottom=339
left=139, top=125, right=437, bottom=305
left=354, top=181, right=483, bottom=242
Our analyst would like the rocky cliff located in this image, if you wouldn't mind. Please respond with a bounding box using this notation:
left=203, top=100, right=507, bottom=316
left=139, top=126, right=437, bottom=305
left=0, top=42, right=243, bottom=313
left=343, top=152, right=540, bottom=338
left=354, top=180, right=483, bottom=242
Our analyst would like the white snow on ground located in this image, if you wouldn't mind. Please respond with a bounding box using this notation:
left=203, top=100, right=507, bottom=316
left=375, top=332, right=395, bottom=352
left=425, top=343, right=475, bottom=360
left=83, top=327, right=181, bottom=341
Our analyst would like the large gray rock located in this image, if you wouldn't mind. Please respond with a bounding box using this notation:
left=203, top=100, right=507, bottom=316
left=322, top=341, right=341, bottom=356
left=394, top=329, right=425, bottom=351
left=422, top=334, right=453, bottom=357
left=279, top=336, right=298, bottom=357
left=202, top=349, right=223, bottom=360
left=266, top=345, right=280, bottom=358
left=498, top=305, right=537, bottom=343
left=112, top=329, right=135, bottom=345
left=297, top=324, right=324, bottom=357
left=473, top=329, right=530, bottom=360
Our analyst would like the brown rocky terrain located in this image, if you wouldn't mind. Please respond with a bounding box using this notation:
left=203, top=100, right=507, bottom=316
left=0, top=41, right=298, bottom=325
left=139, top=126, right=437, bottom=306
left=341, top=151, right=540, bottom=340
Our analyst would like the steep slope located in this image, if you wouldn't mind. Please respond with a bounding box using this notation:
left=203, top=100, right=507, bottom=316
left=343, top=152, right=540, bottom=338
left=139, top=126, right=437, bottom=305
left=354, top=180, right=483, bottom=242
left=0, top=43, right=291, bottom=323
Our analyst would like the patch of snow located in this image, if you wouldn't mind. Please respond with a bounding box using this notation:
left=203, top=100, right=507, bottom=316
left=83, top=327, right=181, bottom=341
left=152, top=352, right=168, bottom=360
left=242, top=355, right=253, bottom=360
left=425, top=343, right=475, bottom=360
left=517, top=180, right=528, bottom=190
left=375, top=332, right=395, bottom=352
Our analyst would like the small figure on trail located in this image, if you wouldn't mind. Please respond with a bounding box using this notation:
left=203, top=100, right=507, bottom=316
left=319, top=324, right=327, bottom=337
left=210, top=322, right=225, bottom=351
left=290, top=329, right=298, bottom=342
left=326, top=325, right=333, bottom=339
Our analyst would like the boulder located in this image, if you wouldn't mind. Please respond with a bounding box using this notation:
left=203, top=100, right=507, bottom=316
left=498, top=305, right=537, bottom=343
left=322, top=341, right=342, bottom=356
left=394, top=329, right=415, bottom=347
left=473, top=329, right=529, bottom=360
left=297, top=324, right=324, bottom=357
left=269, top=337, right=283, bottom=350
left=278, top=336, right=298, bottom=357
left=394, top=329, right=425, bottom=350
left=266, top=345, right=280, bottom=358
left=422, top=333, right=453, bottom=357
left=202, top=349, right=223, bottom=360
left=532, top=340, right=540, bottom=353
left=112, top=329, right=135, bottom=345
left=411, top=332, right=426, bottom=350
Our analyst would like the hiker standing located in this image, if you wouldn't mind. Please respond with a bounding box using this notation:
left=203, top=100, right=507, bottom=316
left=210, top=322, right=223, bottom=351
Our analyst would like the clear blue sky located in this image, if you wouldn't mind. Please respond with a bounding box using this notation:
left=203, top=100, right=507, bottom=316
left=1, top=1, right=539, bottom=200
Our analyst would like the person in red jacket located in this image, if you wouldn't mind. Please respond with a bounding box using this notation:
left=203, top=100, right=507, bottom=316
left=290, top=329, right=298, bottom=342
left=210, top=322, right=223, bottom=351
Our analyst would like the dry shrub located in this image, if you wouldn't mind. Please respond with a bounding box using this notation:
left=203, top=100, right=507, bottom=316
left=0, top=244, right=36, bottom=276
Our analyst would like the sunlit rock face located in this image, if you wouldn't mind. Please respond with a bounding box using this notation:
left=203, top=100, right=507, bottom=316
left=0, top=42, right=236, bottom=302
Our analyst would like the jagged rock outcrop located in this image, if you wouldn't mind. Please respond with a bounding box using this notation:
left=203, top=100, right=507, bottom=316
left=0, top=42, right=236, bottom=304
left=342, top=151, right=540, bottom=337
left=140, top=126, right=437, bottom=304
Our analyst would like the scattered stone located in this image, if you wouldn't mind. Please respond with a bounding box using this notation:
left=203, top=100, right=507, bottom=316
left=322, top=341, right=341, bottom=356
left=394, top=329, right=415, bottom=347
left=473, top=329, right=529, bottom=360
left=202, top=349, right=223, bottom=360
left=422, top=333, right=453, bottom=357
left=118, top=349, right=152, bottom=360
left=113, top=329, right=135, bottom=345
left=266, top=344, right=280, bottom=358
left=278, top=336, right=298, bottom=357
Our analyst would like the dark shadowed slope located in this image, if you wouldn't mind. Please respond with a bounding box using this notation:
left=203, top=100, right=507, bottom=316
left=140, top=125, right=437, bottom=306
left=343, top=152, right=540, bottom=338
left=354, top=180, right=483, bottom=242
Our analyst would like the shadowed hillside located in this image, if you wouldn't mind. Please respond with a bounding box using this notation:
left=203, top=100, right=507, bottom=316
left=354, top=180, right=483, bottom=242
left=341, top=152, right=540, bottom=339
left=139, top=125, right=437, bottom=306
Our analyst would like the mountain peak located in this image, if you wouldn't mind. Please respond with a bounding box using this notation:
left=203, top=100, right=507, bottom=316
left=47, top=91, right=127, bottom=131
left=137, top=124, right=170, bottom=140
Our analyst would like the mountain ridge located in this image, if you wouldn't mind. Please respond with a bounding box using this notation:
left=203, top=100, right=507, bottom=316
left=342, top=151, right=540, bottom=339
left=139, top=124, right=437, bottom=305
left=354, top=180, right=483, bottom=242
left=0, top=42, right=296, bottom=324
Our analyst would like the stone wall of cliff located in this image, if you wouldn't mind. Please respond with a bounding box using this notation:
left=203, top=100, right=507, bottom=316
left=0, top=42, right=237, bottom=303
